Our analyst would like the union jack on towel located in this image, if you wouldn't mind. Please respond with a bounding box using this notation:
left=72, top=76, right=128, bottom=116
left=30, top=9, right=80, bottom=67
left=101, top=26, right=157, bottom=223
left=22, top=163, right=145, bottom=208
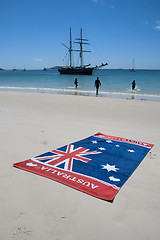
left=13, top=133, right=154, bottom=201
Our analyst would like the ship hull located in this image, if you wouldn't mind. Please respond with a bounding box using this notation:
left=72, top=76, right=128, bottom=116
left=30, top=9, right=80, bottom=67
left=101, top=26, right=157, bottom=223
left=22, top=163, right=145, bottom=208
left=58, top=67, right=94, bottom=75
left=129, top=68, right=136, bottom=72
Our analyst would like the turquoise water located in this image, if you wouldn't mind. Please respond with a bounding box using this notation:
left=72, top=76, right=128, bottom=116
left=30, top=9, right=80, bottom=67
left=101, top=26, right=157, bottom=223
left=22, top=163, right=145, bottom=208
left=0, top=69, right=160, bottom=101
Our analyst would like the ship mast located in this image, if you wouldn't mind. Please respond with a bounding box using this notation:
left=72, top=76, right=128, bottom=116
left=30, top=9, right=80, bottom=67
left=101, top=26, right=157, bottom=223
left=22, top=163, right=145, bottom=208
left=61, top=27, right=73, bottom=67
left=69, top=28, right=72, bottom=67
left=74, top=28, right=91, bottom=67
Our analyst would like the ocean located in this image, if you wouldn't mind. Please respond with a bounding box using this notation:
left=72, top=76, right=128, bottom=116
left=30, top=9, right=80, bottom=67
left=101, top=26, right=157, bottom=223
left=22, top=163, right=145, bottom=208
left=0, top=69, right=160, bottom=101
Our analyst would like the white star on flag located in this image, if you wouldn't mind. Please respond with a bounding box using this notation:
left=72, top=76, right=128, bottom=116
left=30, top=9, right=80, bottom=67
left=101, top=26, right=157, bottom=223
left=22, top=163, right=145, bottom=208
left=98, top=147, right=106, bottom=151
left=116, top=145, right=120, bottom=147
left=101, top=164, right=119, bottom=172
left=106, top=140, right=113, bottom=143
left=92, top=141, right=98, bottom=144
left=128, top=149, right=135, bottom=153
left=109, top=176, right=120, bottom=182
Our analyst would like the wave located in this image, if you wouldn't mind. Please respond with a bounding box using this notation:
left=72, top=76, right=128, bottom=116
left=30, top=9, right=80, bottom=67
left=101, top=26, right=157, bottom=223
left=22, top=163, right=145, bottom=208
left=0, top=86, right=160, bottom=101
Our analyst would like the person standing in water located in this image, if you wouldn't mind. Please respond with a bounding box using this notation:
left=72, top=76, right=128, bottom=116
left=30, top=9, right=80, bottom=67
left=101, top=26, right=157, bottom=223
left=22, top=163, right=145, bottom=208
left=74, top=78, right=78, bottom=88
left=95, top=77, right=101, bottom=96
left=132, top=80, right=136, bottom=90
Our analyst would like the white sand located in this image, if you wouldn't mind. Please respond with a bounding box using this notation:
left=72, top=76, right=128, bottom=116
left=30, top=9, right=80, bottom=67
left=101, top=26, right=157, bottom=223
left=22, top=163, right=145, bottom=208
left=0, top=91, right=160, bottom=240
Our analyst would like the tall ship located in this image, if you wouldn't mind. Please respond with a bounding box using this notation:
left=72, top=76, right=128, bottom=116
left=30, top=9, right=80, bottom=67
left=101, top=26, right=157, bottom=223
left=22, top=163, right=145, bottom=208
left=58, top=28, right=108, bottom=75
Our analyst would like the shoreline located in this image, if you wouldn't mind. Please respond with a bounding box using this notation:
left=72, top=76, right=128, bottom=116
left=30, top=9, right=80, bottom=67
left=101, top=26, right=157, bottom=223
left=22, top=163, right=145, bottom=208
left=1, top=91, right=160, bottom=240
left=1, top=87, right=160, bottom=102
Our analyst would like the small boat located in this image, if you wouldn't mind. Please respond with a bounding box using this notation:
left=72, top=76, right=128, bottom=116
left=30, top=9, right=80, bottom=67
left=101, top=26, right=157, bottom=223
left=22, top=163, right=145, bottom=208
left=129, top=58, right=136, bottom=72
left=58, top=28, right=108, bottom=75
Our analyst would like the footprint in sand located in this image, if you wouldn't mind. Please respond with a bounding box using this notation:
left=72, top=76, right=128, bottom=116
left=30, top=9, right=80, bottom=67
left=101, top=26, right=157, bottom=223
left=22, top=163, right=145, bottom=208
left=12, top=226, right=31, bottom=240
left=41, top=140, right=48, bottom=145
left=149, top=151, right=157, bottom=159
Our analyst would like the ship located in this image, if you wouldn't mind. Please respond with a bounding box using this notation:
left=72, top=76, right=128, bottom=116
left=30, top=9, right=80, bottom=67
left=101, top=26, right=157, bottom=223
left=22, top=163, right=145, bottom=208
left=58, top=28, right=108, bottom=75
left=129, top=58, right=136, bottom=72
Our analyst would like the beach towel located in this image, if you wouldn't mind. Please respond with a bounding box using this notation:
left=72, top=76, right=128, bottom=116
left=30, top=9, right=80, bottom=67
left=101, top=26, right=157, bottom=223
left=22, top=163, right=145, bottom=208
left=13, top=133, right=154, bottom=201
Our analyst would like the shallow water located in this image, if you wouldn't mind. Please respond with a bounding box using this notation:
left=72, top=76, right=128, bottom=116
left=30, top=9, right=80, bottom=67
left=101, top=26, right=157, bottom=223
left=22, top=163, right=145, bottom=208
left=0, top=69, right=160, bottom=101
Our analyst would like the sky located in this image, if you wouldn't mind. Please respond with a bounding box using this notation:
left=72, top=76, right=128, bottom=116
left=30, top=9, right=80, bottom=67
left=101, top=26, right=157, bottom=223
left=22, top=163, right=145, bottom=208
left=0, top=0, right=160, bottom=69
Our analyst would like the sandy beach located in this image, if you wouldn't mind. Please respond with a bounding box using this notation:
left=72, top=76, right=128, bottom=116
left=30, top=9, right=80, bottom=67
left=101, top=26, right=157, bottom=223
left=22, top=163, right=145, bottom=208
left=0, top=91, right=160, bottom=240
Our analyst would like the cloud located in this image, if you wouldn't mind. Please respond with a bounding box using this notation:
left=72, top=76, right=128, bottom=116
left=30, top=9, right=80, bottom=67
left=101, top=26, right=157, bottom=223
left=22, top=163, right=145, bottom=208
left=92, top=0, right=104, bottom=4
left=110, top=5, right=115, bottom=9
left=34, top=58, right=43, bottom=62
left=155, top=20, right=160, bottom=31
left=155, top=25, right=160, bottom=31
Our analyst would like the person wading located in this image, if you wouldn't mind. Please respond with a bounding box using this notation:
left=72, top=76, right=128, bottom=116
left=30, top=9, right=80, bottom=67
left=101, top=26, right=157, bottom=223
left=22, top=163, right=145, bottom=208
left=95, top=77, right=101, bottom=96
left=132, top=80, right=136, bottom=90
left=74, top=78, right=78, bottom=88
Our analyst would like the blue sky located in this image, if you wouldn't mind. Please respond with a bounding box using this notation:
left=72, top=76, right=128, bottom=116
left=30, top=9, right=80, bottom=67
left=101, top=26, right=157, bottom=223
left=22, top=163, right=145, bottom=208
left=0, top=0, right=160, bottom=69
